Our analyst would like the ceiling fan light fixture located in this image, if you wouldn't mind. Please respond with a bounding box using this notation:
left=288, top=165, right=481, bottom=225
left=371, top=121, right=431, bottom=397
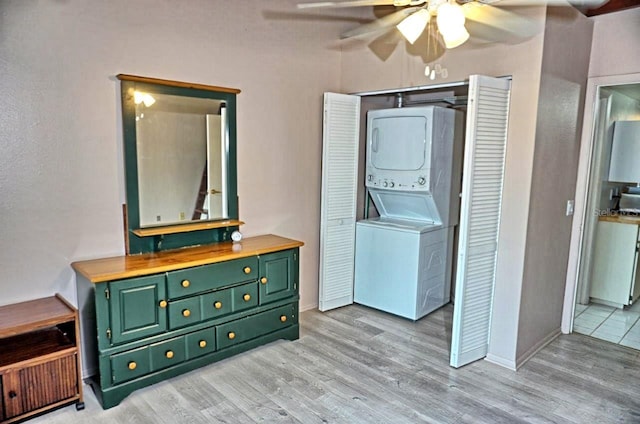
left=436, top=1, right=469, bottom=49
left=440, top=25, right=469, bottom=49
left=396, top=9, right=430, bottom=44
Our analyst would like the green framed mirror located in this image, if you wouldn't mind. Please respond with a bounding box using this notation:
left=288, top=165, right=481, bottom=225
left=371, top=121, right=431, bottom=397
left=118, top=75, right=241, bottom=254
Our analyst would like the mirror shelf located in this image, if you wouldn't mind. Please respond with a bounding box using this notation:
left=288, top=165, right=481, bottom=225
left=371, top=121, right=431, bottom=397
left=132, top=219, right=244, bottom=237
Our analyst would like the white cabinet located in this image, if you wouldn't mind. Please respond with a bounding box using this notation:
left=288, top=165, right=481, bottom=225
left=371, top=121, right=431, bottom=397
left=590, top=220, right=640, bottom=308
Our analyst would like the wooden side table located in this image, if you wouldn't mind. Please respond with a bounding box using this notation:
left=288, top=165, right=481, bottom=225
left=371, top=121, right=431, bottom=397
left=0, top=294, right=84, bottom=423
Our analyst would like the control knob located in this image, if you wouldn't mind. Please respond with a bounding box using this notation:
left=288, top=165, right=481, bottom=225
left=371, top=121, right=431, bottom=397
left=383, top=181, right=388, bottom=187
left=367, top=174, right=374, bottom=182
left=389, top=182, right=395, bottom=188
left=418, top=177, right=426, bottom=185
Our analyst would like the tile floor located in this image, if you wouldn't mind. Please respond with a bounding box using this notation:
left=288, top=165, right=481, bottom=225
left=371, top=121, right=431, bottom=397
left=574, top=301, right=640, bottom=349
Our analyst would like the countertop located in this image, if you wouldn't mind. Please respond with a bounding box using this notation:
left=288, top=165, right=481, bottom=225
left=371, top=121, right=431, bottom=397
left=598, top=213, right=640, bottom=225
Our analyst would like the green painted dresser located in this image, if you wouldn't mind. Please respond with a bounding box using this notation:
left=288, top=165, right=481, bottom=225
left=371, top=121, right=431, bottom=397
left=72, top=234, right=303, bottom=409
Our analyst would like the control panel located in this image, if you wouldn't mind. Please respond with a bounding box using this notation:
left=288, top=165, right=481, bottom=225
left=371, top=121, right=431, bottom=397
left=366, top=173, right=430, bottom=191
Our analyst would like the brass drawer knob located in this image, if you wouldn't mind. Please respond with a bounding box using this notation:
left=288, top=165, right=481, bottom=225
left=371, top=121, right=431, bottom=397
left=182, top=309, right=191, bottom=317
left=280, top=315, right=287, bottom=323
left=243, top=266, right=251, bottom=274
left=243, top=294, right=251, bottom=302
left=128, top=361, right=137, bottom=370
left=199, top=340, right=207, bottom=348
left=260, top=277, right=268, bottom=284
left=165, top=350, right=174, bottom=359
left=214, top=301, right=223, bottom=309
left=181, top=279, right=190, bottom=288
left=228, top=331, right=236, bottom=340
left=159, top=300, right=167, bottom=308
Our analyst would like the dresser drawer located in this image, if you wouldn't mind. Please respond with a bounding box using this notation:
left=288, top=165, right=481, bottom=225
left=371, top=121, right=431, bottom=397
left=216, top=304, right=296, bottom=350
left=200, top=289, right=233, bottom=321
left=232, top=282, right=259, bottom=312
left=168, top=297, right=201, bottom=330
left=167, top=257, right=259, bottom=299
left=185, top=327, right=216, bottom=359
left=150, top=336, right=185, bottom=371
left=111, top=346, right=150, bottom=385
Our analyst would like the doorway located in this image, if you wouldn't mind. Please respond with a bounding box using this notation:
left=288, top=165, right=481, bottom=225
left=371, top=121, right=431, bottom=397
left=564, top=73, right=640, bottom=350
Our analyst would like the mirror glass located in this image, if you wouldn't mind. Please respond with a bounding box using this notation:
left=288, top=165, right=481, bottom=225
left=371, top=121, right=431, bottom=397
left=133, top=91, right=228, bottom=227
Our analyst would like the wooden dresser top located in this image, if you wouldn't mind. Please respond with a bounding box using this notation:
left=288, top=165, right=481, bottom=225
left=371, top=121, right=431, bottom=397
left=72, top=234, right=304, bottom=283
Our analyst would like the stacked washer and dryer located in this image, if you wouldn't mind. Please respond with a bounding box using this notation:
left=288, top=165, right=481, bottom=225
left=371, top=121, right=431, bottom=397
left=354, top=105, right=463, bottom=320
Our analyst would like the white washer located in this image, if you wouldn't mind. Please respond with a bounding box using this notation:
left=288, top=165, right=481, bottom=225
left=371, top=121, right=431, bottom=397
left=354, top=218, right=453, bottom=320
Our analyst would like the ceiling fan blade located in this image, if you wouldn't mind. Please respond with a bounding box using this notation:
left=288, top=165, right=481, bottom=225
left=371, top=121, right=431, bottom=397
left=463, top=3, right=539, bottom=41
left=487, top=0, right=608, bottom=7
left=340, top=6, right=421, bottom=39
left=297, top=0, right=400, bottom=9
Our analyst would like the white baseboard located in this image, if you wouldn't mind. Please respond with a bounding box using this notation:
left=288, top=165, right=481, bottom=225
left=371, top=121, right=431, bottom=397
left=485, top=354, right=517, bottom=370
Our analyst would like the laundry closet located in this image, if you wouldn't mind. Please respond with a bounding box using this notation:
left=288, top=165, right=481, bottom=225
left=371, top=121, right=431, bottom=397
left=318, top=75, right=511, bottom=367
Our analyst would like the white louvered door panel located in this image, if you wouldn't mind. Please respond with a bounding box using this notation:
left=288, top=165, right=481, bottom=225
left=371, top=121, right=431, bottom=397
left=319, top=93, right=361, bottom=311
left=450, top=75, right=511, bottom=368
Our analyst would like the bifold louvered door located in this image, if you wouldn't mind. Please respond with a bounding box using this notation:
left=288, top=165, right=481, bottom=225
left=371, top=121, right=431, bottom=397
left=450, top=75, right=511, bottom=368
left=318, top=93, right=361, bottom=311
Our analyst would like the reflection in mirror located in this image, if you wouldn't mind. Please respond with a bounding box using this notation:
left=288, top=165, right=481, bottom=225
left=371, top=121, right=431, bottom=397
left=134, top=92, right=228, bottom=227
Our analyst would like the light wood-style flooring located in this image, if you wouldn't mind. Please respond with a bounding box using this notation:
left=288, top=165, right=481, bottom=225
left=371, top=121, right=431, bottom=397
left=31, top=304, right=640, bottom=423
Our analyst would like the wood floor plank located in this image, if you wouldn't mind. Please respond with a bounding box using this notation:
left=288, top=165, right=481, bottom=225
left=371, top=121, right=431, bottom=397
left=27, top=304, right=640, bottom=424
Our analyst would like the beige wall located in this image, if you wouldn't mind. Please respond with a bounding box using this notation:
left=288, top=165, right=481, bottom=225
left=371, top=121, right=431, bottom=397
left=0, top=0, right=348, bottom=310
left=516, top=8, right=593, bottom=363
left=588, top=8, right=640, bottom=78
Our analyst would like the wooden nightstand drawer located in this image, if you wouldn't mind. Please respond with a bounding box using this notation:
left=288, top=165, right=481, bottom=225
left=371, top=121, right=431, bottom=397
left=216, top=304, right=296, bottom=350
left=167, top=257, right=258, bottom=299
left=1, top=353, right=78, bottom=420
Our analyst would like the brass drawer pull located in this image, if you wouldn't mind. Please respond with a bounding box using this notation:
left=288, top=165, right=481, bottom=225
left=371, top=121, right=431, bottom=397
left=228, top=331, right=236, bottom=340
left=243, top=294, right=251, bottom=302
left=280, top=315, right=287, bottom=323
left=159, top=300, right=167, bottom=308
left=214, top=301, right=223, bottom=309
left=181, top=279, right=190, bottom=288
left=182, top=309, right=191, bottom=317
left=128, top=361, right=137, bottom=370
left=243, top=266, right=251, bottom=274
left=165, top=350, right=174, bottom=359
left=260, top=277, right=268, bottom=284
left=199, top=340, right=207, bottom=348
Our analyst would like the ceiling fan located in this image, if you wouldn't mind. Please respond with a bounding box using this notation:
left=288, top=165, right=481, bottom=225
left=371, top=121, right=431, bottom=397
left=297, top=0, right=607, bottom=49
